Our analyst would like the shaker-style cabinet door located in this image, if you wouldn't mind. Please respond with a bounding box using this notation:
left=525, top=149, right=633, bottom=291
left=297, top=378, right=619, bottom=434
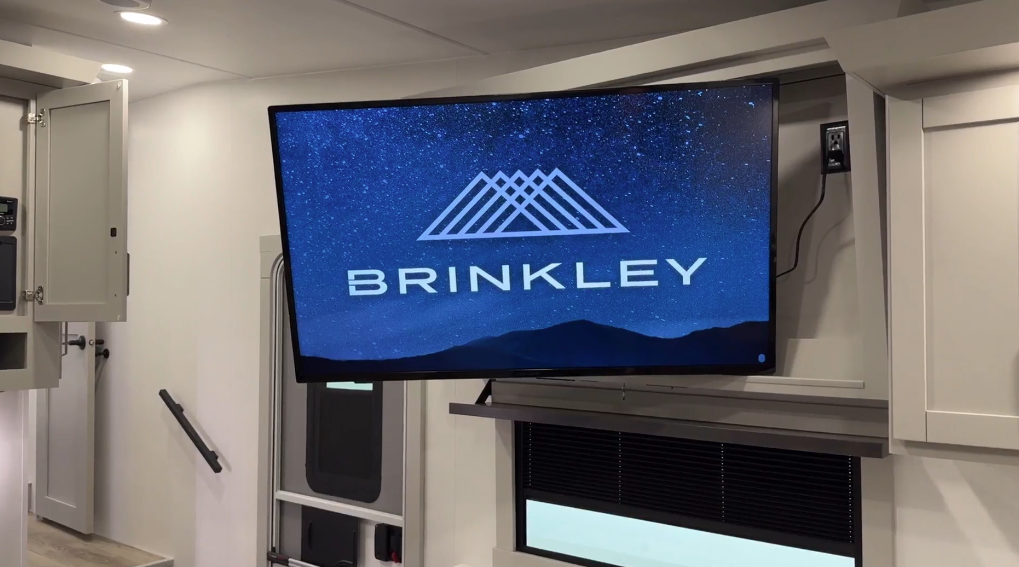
left=34, top=80, right=127, bottom=323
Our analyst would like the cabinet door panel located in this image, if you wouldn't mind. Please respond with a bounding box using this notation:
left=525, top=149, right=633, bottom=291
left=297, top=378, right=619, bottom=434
left=926, top=122, right=1019, bottom=417
left=34, top=80, right=127, bottom=322
left=890, top=83, right=1019, bottom=450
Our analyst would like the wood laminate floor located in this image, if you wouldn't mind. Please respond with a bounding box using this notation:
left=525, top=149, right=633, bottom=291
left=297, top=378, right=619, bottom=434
left=27, top=515, right=166, bottom=567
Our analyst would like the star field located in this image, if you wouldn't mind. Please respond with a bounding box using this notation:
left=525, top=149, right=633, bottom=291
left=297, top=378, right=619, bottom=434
left=274, top=85, right=774, bottom=362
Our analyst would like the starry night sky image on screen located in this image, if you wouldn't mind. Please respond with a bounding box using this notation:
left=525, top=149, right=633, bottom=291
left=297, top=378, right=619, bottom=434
left=273, top=83, right=775, bottom=378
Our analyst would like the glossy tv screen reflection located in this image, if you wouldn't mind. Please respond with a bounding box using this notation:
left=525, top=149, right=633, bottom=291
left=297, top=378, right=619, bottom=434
left=270, top=81, right=777, bottom=382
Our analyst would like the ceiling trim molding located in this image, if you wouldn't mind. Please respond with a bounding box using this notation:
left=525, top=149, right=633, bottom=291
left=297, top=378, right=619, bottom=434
left=0, top=38, right=99, bottom=87
left=418, top=0, right=910, bottom=98
left=327, top=0, right=489, bottom=56
left=827, top=0, right=1019, bottom=94
left=17, top=21, right=251, bottom=79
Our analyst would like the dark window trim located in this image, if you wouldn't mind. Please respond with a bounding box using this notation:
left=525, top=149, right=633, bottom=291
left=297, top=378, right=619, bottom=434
left=514, top=421, right=864, bottom=567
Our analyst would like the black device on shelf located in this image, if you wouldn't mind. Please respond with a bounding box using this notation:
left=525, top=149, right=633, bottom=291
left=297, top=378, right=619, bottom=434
left=0, top=236, right=16, bottom=310
left=0, top=197, right=17, bottom=231
left=374, top=523, right=402, bottom=563
left=301, top=507, right=359, bottom=567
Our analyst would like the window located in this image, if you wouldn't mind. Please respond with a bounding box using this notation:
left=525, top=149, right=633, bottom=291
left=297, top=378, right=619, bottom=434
left=516, top=422, right=861, bottom=567
left=305, top=381, right=384, bottom=502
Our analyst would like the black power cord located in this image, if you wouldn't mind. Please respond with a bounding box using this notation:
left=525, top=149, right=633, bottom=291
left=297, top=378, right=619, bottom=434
left=94, top=340, right=110, bottom=391
left=777, top=173, right=828, bottom=279
left=95, top=357, right=108, bottom=391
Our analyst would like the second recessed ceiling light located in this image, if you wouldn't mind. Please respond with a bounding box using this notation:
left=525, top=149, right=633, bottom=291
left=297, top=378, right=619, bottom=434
left=101, top=63, right=134, bottom=74
left=119, top=11, right=166, bottom=26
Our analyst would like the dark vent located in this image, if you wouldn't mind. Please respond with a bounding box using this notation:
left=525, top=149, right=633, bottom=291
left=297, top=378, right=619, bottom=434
left=518, top=422, right=858, bottom=557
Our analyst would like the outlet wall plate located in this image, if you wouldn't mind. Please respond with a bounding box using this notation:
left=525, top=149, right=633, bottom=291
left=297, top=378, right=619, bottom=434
left=821, top=120, right=851, bottom=174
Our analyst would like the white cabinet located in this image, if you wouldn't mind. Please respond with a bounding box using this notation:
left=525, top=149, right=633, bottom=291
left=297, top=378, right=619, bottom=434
left=33, top=81, right=128, bottom=323
left=0, top=79, right=128, bottom=392
left=890, top=84, right=1019, bottom=450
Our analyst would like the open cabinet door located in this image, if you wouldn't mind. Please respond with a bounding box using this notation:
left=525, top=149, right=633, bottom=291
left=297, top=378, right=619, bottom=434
left=34, top=80, right=127, bottom=323
left=35, top=322, right=96, bottom=534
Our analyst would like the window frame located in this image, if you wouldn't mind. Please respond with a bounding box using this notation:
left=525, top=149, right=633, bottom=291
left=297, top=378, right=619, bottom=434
left=305, top=381, right=385, bottom=502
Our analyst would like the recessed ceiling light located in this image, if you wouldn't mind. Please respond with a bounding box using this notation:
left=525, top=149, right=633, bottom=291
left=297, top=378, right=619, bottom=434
left=118, top=11, right=166, bottom=26
left=101, top=64, right=134, bottom=74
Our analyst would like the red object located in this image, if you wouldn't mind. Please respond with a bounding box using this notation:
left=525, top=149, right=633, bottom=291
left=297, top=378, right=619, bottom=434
left=391, top=551, right=401, bottom=563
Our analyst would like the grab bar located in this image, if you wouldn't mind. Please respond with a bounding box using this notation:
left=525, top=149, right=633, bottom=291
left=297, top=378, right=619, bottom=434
left=159, top=389, right=223, bottom=473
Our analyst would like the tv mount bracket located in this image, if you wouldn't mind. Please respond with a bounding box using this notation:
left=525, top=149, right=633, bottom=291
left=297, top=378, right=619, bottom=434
left=475, top=379, right=494, bottom=405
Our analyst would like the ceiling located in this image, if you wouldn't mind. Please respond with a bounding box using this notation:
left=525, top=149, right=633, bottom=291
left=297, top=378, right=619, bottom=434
left=0, top=0, right=961, bottom=100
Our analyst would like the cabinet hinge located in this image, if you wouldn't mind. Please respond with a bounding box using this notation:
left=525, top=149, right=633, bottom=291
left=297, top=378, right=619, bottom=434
left=22, top=286, right=43, bottom=304
left=27, top=110, right=46, bottom=127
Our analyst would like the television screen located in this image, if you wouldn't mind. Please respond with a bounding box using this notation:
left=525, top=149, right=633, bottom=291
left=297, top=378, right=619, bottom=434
left=270, top=81, right=777, bottom=383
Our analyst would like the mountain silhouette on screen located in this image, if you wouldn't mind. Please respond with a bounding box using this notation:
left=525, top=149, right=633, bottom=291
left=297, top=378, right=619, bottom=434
left=300, top=320, right=769, bottom=375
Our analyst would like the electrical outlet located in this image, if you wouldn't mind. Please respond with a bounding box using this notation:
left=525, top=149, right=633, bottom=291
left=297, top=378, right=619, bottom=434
left=821, top=121, right=851, bottom=174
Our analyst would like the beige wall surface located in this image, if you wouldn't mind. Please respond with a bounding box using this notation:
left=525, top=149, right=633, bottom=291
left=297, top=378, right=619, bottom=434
left=0, top=392, right=27, bottom=567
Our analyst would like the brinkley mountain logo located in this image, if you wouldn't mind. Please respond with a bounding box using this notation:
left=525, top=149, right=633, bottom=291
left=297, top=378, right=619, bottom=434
left=418, top=169, right=629, bottom=241
left=344, top=167, right=706, bottom=297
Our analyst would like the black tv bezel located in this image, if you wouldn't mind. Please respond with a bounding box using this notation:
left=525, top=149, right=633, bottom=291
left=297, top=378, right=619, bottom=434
left=268, top=79, right=779, bottom=383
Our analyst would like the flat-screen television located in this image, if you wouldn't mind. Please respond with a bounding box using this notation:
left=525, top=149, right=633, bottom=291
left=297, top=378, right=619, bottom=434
left=270, top=80, right=777, bottom=383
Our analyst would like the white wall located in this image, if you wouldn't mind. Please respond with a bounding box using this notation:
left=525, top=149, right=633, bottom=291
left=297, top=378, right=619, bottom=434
left=95, top=83, right=216, bottom=565
left=894, top=456, right=1019, bottom=566
left=0, top=392, right=27, bottom=567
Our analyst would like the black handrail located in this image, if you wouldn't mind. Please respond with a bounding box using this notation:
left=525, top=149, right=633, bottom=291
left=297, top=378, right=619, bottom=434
left=159, top=389, right=223, bottom=473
